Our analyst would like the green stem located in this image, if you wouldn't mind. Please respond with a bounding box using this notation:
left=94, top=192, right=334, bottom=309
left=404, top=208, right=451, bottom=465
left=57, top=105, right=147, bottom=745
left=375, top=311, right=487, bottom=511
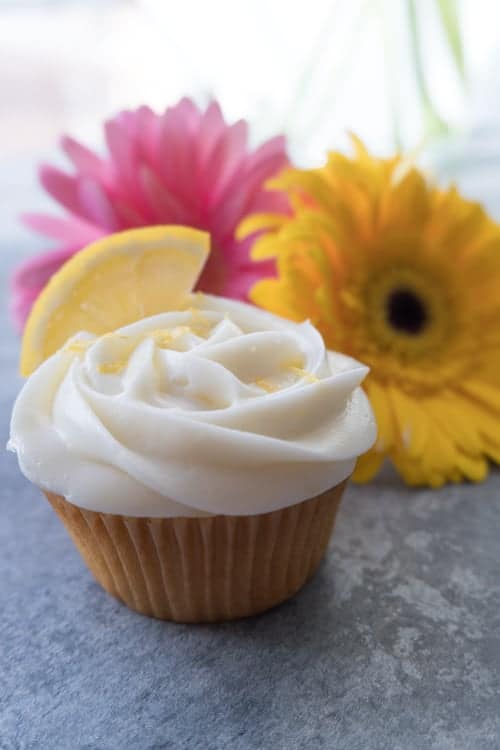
left=436, top=0, right=466, bottom=85
left=407, top=0, right=449, bottom=140
left=376, top=0, right=402, bottom=150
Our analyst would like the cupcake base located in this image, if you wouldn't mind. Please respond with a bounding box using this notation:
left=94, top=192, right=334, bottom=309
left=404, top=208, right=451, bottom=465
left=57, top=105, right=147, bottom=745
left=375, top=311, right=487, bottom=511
left=44, top=482, right=346, bottom=623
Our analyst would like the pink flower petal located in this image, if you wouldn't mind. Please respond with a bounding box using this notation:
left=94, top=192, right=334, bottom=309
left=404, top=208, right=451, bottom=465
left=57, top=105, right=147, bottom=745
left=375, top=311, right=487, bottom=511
left=60, top=135, right=108, bottom=182
left=209, top=136, right=289, bottom=236
left=77, top=177, right=122, bottom=230
left=197, top=101, right=226, bottom=169
left=114, top=109, right=138, bottom=134
left=104, top=120, right=140, bottom=188
left=12, top=245, right=78, bottom=289
left=10, top=245, right=81, bottom=329
left=158, top=107, right=193, bottom=187
left=219, top=151, right=288, bottom=231
left=112, top=199, right=148, bottom=228
left=251, top=134, right=288, bottom=164
left=39, top=164, right=83, bottom=216
left=249, top=188, right=290, bottom=216
left=10, top=285, right=41, bottom=331
left=173, top=97, right=200, bottom=132
left=157, top=107, right=202, bottom=220
left=210, top=184, right=253, bottom=240
left=203, top=119, right=248, bottom=208
left=243, top=151, right=289, bottom=200
left=105, top=117, right=139, bottom=183
left=217, top=261, right=276, bottom=301
left=140, top=166, right=193, bottom=224
left=21, top=212, right=104, bottom=245
left=135, top=105, right=161, bottom=165
left=105, top=117, right=157, bottom=222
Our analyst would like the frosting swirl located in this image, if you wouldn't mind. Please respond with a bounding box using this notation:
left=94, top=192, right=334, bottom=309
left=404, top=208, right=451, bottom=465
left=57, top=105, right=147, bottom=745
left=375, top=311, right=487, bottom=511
left=9, top=294, right=376, bottom=517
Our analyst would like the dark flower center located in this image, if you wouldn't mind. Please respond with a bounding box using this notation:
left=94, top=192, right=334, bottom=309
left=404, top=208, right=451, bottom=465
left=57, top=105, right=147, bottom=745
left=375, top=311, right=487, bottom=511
left=386, top=288, right=428, bottom=335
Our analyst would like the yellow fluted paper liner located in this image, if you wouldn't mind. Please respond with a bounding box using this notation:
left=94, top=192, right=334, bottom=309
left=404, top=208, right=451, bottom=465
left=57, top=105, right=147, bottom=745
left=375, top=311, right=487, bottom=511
left=44, top=481, right=346, bottom=623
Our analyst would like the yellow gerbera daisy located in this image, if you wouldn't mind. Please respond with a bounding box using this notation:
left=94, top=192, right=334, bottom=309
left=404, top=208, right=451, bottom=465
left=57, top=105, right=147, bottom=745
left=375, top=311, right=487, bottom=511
left=238, top=138, right=500, bottom=488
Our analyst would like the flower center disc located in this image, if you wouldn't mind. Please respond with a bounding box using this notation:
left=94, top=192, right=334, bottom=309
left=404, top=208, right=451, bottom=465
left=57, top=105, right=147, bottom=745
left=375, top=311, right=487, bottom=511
left=364, top=265, right=451, bottom=362
left=386, top=288, right=428, bottom=335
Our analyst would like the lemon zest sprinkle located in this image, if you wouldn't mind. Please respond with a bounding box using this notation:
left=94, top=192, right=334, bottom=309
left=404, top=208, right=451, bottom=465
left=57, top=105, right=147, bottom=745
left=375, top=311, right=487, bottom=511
left=281, top=357, right=304, bottom=370
left=149, top=326, right=192, bottom=348
left=193, top=391, right=216, bottom=407
left=255, top=378, right=278, bottom=393
left=98, top=361, right=125, bottom=375
left=65, top=340, right=90, bottom=354
left=187, top=307, right=211, bottom=337
left=290, top=366, right=319, bottom=384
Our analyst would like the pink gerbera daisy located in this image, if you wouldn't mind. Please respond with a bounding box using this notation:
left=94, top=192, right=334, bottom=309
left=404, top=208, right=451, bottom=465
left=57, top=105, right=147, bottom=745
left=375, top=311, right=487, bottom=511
left=12, top=98, right=289, bottom=329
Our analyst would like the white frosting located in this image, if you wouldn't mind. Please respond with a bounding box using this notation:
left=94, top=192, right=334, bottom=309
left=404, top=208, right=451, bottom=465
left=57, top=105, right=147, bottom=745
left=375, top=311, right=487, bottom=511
left=9, top=294, right=376, bottom=517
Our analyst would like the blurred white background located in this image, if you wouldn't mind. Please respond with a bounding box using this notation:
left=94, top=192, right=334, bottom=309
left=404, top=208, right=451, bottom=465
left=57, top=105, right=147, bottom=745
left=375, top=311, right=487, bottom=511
left=1, top=0, right=500, bottom=241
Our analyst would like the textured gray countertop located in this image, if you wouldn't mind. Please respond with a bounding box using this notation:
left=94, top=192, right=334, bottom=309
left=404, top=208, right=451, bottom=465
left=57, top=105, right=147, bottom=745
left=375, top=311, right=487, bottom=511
left=1, top=237, right=500, bottom=750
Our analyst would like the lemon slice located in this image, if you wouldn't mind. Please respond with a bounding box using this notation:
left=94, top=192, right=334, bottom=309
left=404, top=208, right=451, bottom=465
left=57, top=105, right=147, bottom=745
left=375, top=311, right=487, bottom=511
left=20, top=225, right=210, bottom=376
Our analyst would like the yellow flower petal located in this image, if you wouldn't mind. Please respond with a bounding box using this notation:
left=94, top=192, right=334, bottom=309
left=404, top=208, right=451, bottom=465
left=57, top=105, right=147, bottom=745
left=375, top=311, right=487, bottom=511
left=453, top=451, right=488, bottom=483
left=365, top=379, right=395, bottom=452
left=483, top=437, right=500, bottom=464
left=386, top=385, right=429, bottom=459
left=428, top=392, right=483, bottom=456
left=352, top=450, right=384, bottom=483
left=459, top=380, right=500, bottom=412
left=236, top=212, right=288, bottom=242
left=453, top=393, right=500, bottom=453
left=348, top=132, right=371, bottom=161
left=250, top=234, right=281, bottom=260
left=250, top=279, right=295, bottom=319
left=267, top=168, right=333, bottom=212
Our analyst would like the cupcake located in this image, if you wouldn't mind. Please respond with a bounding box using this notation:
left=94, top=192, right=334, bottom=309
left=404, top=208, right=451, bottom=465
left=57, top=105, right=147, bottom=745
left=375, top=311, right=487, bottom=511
left=9, top=226, right=376, bottom=622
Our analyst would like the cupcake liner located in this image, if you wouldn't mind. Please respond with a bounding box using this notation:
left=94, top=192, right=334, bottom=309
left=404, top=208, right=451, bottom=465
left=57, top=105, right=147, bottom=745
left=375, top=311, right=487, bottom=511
left=44, top=481, right=346, bottom=623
